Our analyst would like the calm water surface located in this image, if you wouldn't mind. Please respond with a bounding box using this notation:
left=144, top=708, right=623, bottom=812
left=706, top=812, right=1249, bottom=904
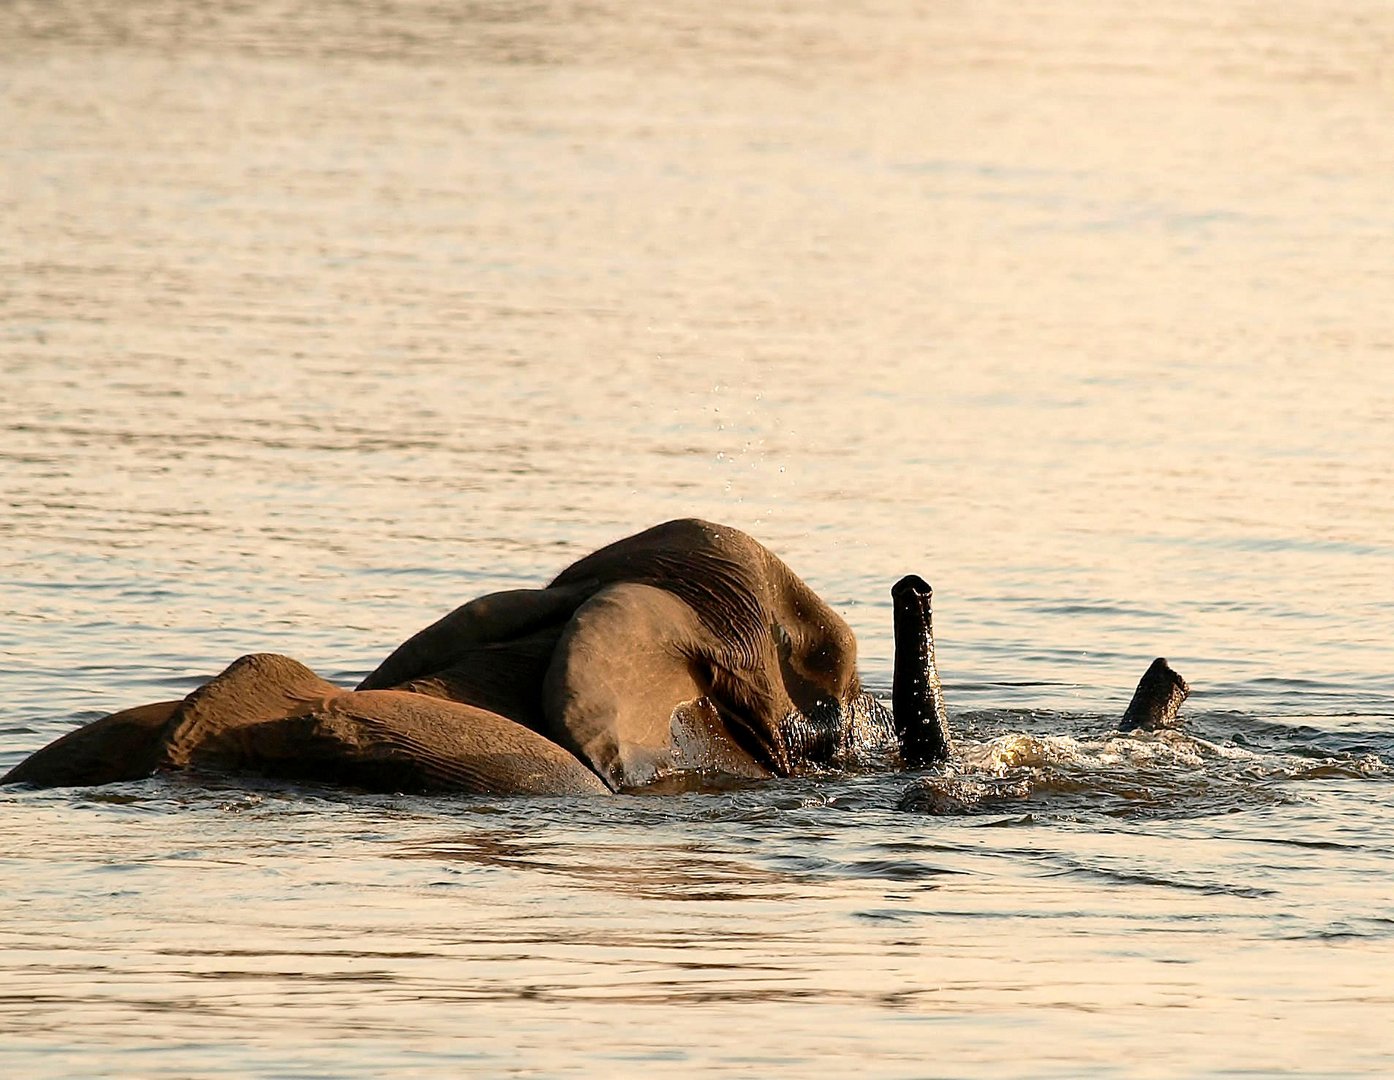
left=2, top=1, right=1392, bottom=1075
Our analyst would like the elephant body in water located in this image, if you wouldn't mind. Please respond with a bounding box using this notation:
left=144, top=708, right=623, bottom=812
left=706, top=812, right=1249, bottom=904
left=4, top=519, right=951, bottom=795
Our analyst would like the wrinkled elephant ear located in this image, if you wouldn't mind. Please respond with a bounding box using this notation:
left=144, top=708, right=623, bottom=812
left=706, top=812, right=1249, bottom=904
left=543, top=583, right=769, bottom=791
left=357, top=584, right=593, bottom=692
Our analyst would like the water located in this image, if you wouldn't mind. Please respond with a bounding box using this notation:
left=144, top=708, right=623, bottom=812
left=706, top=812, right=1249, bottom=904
left=2, top=1, right=1392, bottom=1074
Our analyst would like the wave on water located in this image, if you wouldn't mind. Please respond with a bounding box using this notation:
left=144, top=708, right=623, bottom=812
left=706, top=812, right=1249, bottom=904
left=897, top=713, right=1393, bottom=820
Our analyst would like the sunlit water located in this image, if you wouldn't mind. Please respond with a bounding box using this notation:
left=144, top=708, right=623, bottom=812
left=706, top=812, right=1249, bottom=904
left=2, top=1, right=1392, bottom=1075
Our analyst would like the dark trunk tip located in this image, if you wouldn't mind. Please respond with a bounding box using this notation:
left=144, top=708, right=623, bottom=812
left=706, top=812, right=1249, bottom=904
left=892, top=574, right=931, bottom=599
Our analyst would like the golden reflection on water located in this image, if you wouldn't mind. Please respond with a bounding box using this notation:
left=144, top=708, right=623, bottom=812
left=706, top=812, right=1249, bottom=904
left=3, top=784, right=1393, bottom=1074
left=3, top=0, right=1394, bottom=1076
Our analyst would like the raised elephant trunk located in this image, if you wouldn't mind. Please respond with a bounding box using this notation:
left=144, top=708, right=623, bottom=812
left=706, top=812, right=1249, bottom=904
left=891, top=575, right=951, bottom=767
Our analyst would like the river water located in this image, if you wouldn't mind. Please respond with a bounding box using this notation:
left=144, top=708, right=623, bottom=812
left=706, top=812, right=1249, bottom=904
left=2, top=1, right=1392, bottom=1075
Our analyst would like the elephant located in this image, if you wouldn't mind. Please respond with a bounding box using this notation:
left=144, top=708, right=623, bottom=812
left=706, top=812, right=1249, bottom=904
left=3, top=519, right=952, bottom=796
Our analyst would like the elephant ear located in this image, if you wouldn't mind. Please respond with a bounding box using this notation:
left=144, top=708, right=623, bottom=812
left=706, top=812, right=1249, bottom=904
left=357, top=584, right=592, bottom=692
left=542, top=583, right=772, bottom=790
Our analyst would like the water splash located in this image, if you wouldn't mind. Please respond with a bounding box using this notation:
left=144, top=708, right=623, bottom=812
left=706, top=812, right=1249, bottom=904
left=898, top=722, right=1392, bottom=818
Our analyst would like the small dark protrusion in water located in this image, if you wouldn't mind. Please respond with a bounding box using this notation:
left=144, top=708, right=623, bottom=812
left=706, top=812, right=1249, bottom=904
left=1117, top=657, right=1190, bottom=732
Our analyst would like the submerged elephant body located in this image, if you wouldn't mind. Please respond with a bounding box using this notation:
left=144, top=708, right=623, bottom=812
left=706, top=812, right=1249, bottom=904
left=7, top=654, right=608, bottom=796
left=5, top=520, right=950, bottom=795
